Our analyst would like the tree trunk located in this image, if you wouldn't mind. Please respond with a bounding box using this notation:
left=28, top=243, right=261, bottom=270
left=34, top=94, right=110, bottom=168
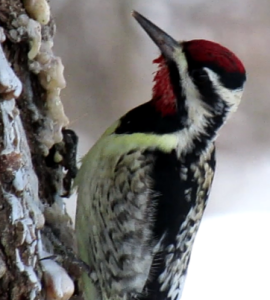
left=0, top=1, right=81, bottom=299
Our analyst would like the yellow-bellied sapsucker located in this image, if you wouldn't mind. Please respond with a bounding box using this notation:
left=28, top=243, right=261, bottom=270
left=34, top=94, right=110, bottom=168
left=75, top=11, right=246, bottom=300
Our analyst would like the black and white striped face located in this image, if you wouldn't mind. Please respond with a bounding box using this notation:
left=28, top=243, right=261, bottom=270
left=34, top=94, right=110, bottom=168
left=132, top=11, right=246, bottom=132
left=176, top=39, right=246, bottom=121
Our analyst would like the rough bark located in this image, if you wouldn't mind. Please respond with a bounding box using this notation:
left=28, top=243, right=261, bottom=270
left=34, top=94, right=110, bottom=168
left=0, top=1, right=81, bottom=299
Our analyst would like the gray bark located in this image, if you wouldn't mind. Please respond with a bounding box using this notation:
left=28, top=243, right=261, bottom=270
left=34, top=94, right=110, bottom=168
left=0, top=1, right=81, bottom=299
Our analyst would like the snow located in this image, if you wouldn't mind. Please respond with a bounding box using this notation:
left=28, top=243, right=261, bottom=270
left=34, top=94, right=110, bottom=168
left=182, top=212, right=270, bottom=300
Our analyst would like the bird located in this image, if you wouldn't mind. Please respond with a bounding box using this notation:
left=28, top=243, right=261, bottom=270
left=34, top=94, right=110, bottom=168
left=75, top=10, right=246, bottom=300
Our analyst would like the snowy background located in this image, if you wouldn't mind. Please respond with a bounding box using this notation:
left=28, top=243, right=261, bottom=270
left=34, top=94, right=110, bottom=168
left=50, top=1, right=270, bottom=299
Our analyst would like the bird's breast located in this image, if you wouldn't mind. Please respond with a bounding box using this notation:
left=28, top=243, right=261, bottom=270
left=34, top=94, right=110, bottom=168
left=77, top=147, right=158, bottom=299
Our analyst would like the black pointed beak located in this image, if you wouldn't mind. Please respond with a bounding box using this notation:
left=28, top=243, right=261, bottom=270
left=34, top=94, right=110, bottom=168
left=132, top=10, right=180, bottom=60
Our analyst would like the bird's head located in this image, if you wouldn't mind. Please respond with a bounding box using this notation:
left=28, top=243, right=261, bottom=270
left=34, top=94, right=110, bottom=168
left=132, top=11, right=246, bottom=127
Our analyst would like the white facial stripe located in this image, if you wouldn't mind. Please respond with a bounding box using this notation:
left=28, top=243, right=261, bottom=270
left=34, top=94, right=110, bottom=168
left=173, top=48, right=211, bottom=115
left=204, top=67, right=243, bottom=113
left=173, top=47, right=188, bottom=78
left=175, top=103, right=212, bottom=156
left=173, top=49, right=243, bottom=114
left=168, top=51, right=243, bottom=155
left=172, top=49, right=214, bottom=155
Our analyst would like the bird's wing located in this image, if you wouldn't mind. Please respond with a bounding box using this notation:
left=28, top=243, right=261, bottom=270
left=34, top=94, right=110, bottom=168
left=141, top=146, right=216, bottom=299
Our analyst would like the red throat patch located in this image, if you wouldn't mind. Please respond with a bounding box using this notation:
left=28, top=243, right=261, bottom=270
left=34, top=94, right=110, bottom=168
left=152, top=55, right=177, bottom=116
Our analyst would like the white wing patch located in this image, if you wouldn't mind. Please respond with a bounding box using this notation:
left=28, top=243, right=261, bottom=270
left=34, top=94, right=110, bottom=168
left=158, top=144, right=215, bottom=300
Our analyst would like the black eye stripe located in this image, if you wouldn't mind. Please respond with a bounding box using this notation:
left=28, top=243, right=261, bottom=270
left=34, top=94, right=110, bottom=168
left=190, top=69, right=210, bottom=84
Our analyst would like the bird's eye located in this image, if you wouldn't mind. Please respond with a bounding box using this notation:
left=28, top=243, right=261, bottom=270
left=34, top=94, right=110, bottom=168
left=191, top=69, right=210, bottom=84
